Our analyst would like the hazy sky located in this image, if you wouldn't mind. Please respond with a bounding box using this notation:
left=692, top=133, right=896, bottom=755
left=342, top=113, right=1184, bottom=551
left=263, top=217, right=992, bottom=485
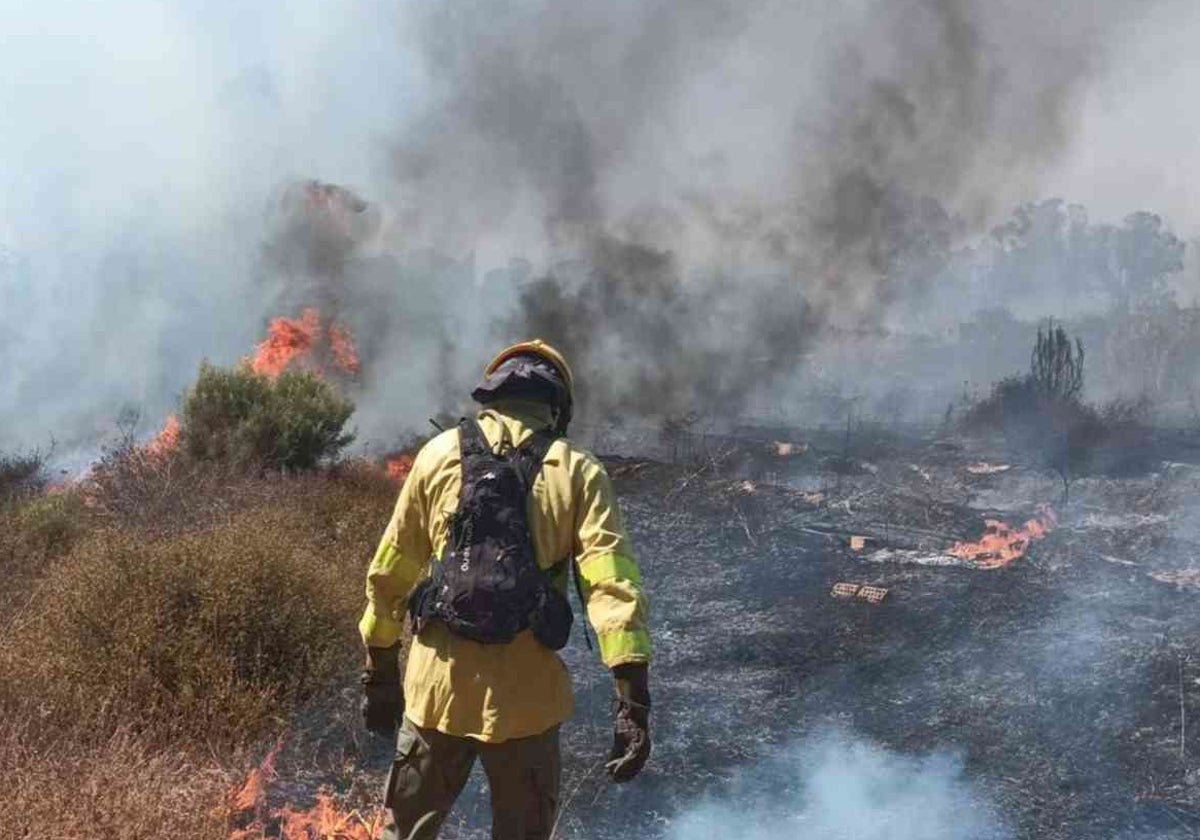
left=2, top=0, right=1199, bottom=451
left=1040, top=0, right=1200, bottom=233
left=0, top=0, right=417, bottom=450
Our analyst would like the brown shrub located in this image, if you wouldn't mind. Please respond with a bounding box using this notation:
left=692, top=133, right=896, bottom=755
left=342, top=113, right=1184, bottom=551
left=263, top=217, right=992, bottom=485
left=0, top=469, right=396, bottom=750
left=0, top=458, right=401, bottom=838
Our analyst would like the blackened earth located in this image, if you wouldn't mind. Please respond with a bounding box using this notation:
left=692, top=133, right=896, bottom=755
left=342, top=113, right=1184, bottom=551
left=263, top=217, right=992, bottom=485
left=304, top=429, right=1200, bottom=839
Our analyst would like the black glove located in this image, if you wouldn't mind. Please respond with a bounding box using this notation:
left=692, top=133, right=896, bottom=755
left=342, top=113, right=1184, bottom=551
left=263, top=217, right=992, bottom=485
left=360, top=643, right=403, bottom=736
left=606, top=663, right=651, bottom=782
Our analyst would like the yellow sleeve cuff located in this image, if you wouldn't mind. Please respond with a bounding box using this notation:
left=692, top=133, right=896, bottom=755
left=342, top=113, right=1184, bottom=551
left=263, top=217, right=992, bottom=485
left=578, top=552, right=642, bottom=588
left=597, top=627, right=653, bottom=667
left=359, top=607, right=405, bottom=649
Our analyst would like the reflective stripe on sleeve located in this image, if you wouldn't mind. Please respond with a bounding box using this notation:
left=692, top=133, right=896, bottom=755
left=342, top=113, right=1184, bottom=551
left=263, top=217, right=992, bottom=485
left=597, top=627, right=652, bottom=664
left=578, top=553, right=642, bottom=588
left=372, top=540, right=402, bottom=569
left=359, top=607, right=404, bottom=649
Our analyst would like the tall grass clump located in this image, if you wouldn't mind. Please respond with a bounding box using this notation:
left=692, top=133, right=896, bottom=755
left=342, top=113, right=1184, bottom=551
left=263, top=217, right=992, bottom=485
left=0, top=448, right=46, bottom=503
left=0, top=448, right=88, bottom=617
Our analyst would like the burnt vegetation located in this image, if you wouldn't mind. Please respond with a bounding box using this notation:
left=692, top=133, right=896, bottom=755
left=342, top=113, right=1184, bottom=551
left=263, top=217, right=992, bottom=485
left=962, top=322, right=1154, bottom=498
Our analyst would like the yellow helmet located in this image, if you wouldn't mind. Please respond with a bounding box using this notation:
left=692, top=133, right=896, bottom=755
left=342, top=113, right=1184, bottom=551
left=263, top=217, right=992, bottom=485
left=479, top=340, right=575, bottom=433
left=483, top=339, right=575, bottom=404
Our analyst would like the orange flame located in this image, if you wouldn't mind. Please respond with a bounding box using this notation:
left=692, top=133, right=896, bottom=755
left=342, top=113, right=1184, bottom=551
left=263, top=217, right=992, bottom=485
left=328, top=323, right=361, bottom=376
left=384, top=452, right=416, bottom=485
left=947, top=506, right=1057, bottom=569
left=250, top=308, right=362, bottom=380
left=230, top=740, right=283, bottom=815
left=226, top=739, right=387, bottom=840
left=252, top=309, right=322, bottom=378
left=276, top=793, right=387, bottom=840
left=146, top=414, right=181, bottom=458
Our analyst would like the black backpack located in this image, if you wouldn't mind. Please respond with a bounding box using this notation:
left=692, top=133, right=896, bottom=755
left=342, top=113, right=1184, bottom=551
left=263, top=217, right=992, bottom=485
left=407, top=418, right=574, bottom=649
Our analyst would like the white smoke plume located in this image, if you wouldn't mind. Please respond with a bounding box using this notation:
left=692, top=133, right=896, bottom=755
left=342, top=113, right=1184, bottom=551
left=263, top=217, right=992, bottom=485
left=666, top=730, right=1009, bottom=840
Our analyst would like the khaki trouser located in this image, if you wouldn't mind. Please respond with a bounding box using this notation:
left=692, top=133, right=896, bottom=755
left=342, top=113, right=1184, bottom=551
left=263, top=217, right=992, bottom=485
left=383, top=717, right=561, bottom=840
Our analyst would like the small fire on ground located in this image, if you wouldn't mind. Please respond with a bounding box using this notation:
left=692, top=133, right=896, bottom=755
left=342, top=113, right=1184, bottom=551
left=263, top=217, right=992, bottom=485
left=384, top=451, right=416, bottom=485
left=947, top=506, right=1057, bottom=569
left=145, top=413, right=181, bottom=458
left=227, top=740, right=386, bottom=840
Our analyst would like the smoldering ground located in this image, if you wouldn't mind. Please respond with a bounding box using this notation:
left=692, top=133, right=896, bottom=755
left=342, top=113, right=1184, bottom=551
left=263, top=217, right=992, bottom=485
left=664, top=730, right=1009, bottom=840
left=347, top=443, right=1200, bottom=840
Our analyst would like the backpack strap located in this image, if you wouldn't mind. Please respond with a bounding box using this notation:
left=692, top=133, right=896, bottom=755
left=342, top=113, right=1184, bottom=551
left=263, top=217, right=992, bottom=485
left=515, top=428, right=559, bottom=493
left=457, top=417, right=491, bottom=462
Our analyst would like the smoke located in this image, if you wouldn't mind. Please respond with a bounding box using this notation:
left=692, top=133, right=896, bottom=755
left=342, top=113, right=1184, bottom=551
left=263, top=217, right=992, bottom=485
left=1, top=0, right=1196, bottom=449
left=380, top=0, right=1153, bottom=423
left=666, top=729, right=1009, bottom=840
left=0, top=0, right=414, bottom=453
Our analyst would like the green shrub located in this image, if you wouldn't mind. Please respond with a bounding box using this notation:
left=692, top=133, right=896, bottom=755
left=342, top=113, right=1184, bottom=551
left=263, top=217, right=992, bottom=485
left=0, top=489, right=91, bottom=623
left=181, top=362, right=355, bottom=470
left=14, top=491, right=88, bottom=559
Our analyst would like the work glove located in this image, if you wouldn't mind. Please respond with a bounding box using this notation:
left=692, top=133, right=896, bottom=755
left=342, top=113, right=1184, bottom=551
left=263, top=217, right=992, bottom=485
left=606, top=663, right=651, bottom=782
left=360, top=643, right=404, bottom=736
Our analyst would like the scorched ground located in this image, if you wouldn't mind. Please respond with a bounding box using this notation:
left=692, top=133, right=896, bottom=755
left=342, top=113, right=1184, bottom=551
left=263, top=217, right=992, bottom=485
left=272, top=426, right=1200, bottom=839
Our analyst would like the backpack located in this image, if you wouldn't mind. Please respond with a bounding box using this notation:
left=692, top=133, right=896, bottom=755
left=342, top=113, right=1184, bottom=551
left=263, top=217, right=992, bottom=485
left=407, top=417, right=574, bottom=649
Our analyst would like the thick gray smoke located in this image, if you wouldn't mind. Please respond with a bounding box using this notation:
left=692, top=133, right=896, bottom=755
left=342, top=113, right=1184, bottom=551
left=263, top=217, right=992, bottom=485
left=666, top=729, right=1009, bottom=840
left=380, top=0, right=1151, bottom=423
left=1, top=0, right=1194, bottom=451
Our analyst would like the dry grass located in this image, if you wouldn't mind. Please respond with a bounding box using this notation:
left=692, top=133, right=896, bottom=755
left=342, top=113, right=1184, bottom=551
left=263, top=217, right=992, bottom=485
left=0, top=723, right=233, bottom=840
left=0, top=448, right=399, bottom=839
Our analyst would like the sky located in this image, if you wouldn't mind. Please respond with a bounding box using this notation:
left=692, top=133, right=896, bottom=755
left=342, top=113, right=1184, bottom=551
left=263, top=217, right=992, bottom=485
left=2, top=0, right=1200, bottom=453
left=1042, top=0, right=1200, bottom=232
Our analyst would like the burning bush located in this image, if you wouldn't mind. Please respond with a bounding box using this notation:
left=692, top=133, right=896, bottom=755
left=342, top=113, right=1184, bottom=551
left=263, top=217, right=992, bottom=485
left=182, top=362, right=355, bottom=471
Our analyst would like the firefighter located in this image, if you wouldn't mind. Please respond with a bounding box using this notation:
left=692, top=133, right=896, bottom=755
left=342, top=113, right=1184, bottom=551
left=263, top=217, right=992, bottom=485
left=359, top=340, right=653, bottom=840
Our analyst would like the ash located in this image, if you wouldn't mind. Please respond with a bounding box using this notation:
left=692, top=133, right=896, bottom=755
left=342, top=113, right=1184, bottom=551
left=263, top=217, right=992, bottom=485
left=340, top=425, right=1200, bottom=839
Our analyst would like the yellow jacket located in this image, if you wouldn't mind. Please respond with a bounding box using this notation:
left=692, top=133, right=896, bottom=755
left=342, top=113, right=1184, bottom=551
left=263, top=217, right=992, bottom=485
left=359, top=400, right=651, bottom=743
